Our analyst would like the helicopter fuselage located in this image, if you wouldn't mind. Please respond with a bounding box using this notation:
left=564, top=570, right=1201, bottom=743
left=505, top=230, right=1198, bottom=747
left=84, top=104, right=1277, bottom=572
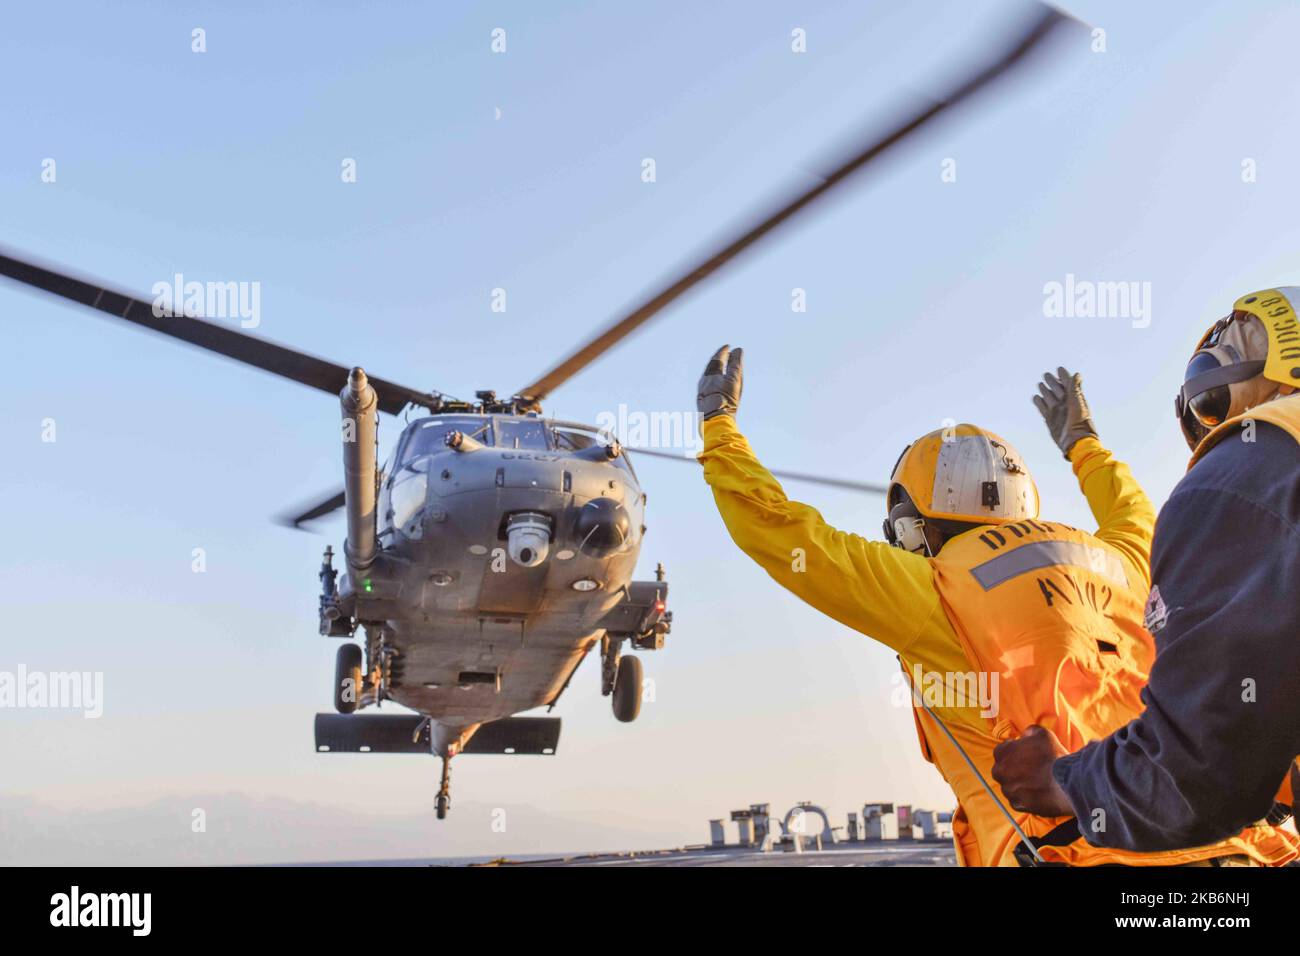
left=321, top=407, right=669, bottom=762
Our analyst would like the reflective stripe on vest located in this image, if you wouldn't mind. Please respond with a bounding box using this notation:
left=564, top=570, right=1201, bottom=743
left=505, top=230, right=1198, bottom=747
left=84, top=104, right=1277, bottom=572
left=970, top=540, right=1129, bottom=592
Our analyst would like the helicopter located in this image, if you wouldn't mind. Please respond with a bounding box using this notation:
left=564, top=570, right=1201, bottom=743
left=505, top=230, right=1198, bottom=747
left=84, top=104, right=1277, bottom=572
left=0, top=5, right=1070, bottom=819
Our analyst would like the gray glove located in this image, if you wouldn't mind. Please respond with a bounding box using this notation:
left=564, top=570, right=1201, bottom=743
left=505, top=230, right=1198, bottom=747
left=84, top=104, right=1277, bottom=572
left=1033, top=366, right=1098, bottom=458
left=697, top=345, right=744, bottom=420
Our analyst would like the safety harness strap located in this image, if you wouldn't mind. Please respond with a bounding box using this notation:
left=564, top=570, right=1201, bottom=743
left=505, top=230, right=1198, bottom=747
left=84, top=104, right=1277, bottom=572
left=1012, top=817, right=1083, bottom=867
left=898, top=656, right=1046, bottom=865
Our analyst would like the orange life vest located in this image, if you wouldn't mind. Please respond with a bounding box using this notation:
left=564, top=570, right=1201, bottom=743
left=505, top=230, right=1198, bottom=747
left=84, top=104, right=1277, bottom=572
left=1189, top=392, right=1300, bottom=811
left=908, top=517, right=1299, bottom=866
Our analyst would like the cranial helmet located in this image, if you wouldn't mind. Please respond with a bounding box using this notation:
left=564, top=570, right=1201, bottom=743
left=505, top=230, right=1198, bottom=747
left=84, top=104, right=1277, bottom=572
left=882, top=424, right=1039, bottom=551
left=1176, top=287, right=1300, bottom=450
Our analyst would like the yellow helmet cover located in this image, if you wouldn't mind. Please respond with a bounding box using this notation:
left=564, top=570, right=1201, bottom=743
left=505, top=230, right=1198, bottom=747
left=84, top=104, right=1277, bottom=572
left=1229, top=287, right=1300, bottom=389
left=887, top=424, right=1039, bottom=526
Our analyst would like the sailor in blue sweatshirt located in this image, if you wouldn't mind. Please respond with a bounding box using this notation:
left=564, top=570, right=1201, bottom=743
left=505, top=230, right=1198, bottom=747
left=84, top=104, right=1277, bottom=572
left=993, top=293, right=1300, bottom=857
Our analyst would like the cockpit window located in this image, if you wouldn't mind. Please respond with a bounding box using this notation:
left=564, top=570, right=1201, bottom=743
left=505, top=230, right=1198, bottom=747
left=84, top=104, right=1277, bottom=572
left=496, top=419, right=551, bottom=450
left=552, top=423, right=638, bottom=480
left=400, top=416, right=492, bottom=463
left=551, top=426, right=600, bottom=452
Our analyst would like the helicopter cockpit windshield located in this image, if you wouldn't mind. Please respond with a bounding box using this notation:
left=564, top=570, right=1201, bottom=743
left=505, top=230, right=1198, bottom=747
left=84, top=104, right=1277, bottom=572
left=496, top=419, right=550, bottom=451
left=551, top=422, right=638, bottom=480
left=550, top=426, right=599, bottom=452
left=397, top=416, right=636, bottom=475
left=400, top=416, right=492, bottom=463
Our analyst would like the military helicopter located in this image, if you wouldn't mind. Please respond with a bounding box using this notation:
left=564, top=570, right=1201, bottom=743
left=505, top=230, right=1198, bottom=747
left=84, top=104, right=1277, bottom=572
left=0, top=6, right=1069, bottom=818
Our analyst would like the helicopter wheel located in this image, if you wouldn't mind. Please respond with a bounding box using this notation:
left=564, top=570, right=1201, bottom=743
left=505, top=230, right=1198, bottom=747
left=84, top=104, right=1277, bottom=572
left=612, top=654, right=643, bottom=723
left=334, top=643, right=363, bottom=714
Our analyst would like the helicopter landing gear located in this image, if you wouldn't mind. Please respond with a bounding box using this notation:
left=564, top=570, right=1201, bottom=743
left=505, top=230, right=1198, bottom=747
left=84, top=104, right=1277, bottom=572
left=436, top=755, right=452, bottom=820
left=334, top=643, right=363, bottom=714
left=612, top=654, right=643, bottom=723
left=601, top=634, right=643, bottom=723
left=353, top=626, right=399, bottom=710
left=600, top=634, right=618, bottom=698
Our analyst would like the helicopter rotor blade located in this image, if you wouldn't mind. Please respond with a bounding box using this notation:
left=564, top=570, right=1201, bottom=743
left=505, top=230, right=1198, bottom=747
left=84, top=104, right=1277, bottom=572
left=277, top=490, right=348, bottom=530
left=627, top=445, right=887, bottom=495
left=514, top=4, right=1074, bottom=404
left=0, top=251, right=442, bottom=415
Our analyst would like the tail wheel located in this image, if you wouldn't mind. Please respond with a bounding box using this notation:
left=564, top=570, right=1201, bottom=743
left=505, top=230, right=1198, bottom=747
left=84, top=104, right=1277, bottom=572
left=334, top=643, right=363, bottom=714
left=612, top=654, right=643, bottom=723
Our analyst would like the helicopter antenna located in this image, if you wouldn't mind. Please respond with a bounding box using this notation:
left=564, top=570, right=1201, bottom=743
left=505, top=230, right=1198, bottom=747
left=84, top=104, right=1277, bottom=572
left=626, top=446, right=888, bottom=495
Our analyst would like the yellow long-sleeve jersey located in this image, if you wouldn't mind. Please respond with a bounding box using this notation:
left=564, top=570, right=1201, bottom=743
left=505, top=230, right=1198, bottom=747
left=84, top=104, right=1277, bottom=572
left=700, top=416, right=1154, bottom=676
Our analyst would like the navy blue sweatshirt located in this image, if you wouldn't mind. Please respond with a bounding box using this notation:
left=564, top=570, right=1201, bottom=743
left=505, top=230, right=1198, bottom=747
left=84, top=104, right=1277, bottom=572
left=1053, top=420, right=1300, bottom=851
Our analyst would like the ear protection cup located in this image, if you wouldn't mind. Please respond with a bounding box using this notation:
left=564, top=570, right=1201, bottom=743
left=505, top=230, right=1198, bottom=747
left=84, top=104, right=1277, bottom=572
left=885, top=500, right=931, bottom=555
left=893, top=516, right=930, bottom=555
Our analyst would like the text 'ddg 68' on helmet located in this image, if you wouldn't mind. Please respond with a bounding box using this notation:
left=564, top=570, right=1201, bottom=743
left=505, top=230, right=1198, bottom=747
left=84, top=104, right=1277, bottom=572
left=886, top=424, right=1039, bottom=527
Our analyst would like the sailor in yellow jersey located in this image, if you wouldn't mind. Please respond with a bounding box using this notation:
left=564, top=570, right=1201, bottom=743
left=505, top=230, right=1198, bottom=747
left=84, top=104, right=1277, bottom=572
left=696, top=345, right=1298, bottom=867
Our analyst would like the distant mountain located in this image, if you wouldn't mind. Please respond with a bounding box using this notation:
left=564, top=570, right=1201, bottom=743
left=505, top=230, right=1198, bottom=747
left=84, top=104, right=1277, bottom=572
left=0, top=792, right=687, bottom=866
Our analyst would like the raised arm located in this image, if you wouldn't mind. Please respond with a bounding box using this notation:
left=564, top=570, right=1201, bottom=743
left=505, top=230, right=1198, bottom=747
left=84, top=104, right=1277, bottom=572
left=1034, top=367, right=1156, bottom=588
left=696, top=347, right=940, bottom=655
left=1067, top=438, right=1156, bottom=589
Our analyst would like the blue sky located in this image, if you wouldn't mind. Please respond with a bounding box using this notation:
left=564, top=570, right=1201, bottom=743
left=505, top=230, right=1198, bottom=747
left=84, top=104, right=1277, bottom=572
left=3, top=0, right=1299, bottom=858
